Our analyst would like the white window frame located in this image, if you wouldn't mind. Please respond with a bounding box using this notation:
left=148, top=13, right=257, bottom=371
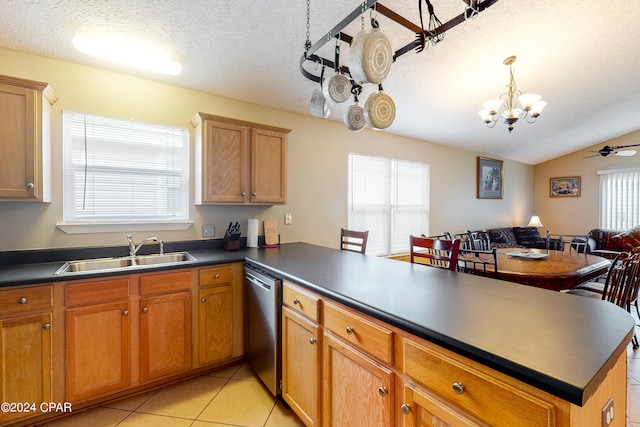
left=348, top=153, right=429, bottom=256
left=58, top=111, right=191, bottom=234
left=598, top=167, right=640, bottom=230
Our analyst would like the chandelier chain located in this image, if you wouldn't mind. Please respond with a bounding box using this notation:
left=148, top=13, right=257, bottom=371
left=305, top=0, right=311, bottom=51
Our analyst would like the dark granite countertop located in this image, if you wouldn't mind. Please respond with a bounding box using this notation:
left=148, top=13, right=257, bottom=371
left=243, top=242, right=635, bottom=407
left=0, top=241, right=634, bottom=407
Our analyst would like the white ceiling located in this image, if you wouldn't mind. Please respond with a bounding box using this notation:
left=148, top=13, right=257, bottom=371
left=1, top=0, right=639, bottom=165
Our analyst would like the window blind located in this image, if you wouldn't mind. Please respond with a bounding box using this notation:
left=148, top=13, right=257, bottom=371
left=348, top=153, right=429, bottom=256
left=62, top=112, right=189, bottom=223
left=599, top=167, right=640, bottom=229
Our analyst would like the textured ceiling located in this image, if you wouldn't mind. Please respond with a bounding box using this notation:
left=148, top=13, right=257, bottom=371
left=1, top=0, right=639, bottom=164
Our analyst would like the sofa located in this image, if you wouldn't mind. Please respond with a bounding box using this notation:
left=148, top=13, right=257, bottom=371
left=580, top=227, right=640, bottom=258
left=467, top=227, right=563, bottom=250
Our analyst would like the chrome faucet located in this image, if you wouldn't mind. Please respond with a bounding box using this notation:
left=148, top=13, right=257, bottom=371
left=127, top=235, right=158, bottom=257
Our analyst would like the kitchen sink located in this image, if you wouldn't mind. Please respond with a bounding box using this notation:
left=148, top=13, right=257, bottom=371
left=54, top=252, right=196, bottom=275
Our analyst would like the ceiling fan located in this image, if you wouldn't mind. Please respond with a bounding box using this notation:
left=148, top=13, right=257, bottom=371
left=585, top=143, right=640, bottom=158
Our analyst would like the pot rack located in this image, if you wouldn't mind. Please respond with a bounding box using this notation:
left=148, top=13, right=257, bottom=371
left=300, top=0, right=500, bottom=84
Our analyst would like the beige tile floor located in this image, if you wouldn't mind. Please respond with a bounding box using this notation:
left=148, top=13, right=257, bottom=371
left=40, top=309, right=640, bottom=427
left=41, top=364, right=304, bottom=427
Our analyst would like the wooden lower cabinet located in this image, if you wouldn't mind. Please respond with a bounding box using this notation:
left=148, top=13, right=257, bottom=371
left=65, top=300, right=130, bottom=402
left=282, top=306, right=321, bottom=427
left=198, top=284, right=233, bottom=365
left=139, top=291, right=191, bottom=382
left=323, top=333, right=394, bottom=427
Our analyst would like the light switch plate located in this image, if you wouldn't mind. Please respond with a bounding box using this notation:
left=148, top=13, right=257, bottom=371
left=202, top=224, right=215, bottom=237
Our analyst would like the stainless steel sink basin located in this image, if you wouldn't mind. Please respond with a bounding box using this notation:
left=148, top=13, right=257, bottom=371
left=54, top=252, right=196, bottom=274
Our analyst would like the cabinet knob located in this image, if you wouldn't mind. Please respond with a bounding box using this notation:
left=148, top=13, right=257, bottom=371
left=123, top=310, right=129, bottom=316
left=201, top=297, right=207, bottom=303
left=241, top=192, right=246, bottom=196
left=400, top=403, right=412, bottom=415
left=18, top=297, right=27, bottom=304
left=309, top=337, right=317, bottom=345
left=142, top=307, right=149, bottom=313
left=26, top=183, right=35, bottom=189
left=292, top=298, right=300, bottom=305
left=346, top=326, right=355, bottom=335
left=452, top=382, right=465, bottom=395
left=42, top=323, right=51, bottom=330
left=214, top=274, right=220, bottom=279
left=252, top=192, right=257, bottom=196
left=378, top=386, right=388, bottom=397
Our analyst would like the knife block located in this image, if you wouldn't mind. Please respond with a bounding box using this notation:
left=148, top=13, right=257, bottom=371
left=223, top=233, right=241, bottom=251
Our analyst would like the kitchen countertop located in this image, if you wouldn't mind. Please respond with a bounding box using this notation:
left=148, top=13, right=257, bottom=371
left=0, top=241, right=634, bottom=407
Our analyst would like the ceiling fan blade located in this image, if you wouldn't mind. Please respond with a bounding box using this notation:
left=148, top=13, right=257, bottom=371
left=610, top=142, right=640, bottom=150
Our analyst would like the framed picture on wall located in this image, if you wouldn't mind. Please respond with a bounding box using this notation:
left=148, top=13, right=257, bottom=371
left=550, top=176, right=581, bottom=197
left=477, top=156, right=504, bottom=199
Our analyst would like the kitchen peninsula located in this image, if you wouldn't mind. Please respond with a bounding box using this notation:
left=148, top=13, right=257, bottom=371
left=0, top=242, right=634, bottom=426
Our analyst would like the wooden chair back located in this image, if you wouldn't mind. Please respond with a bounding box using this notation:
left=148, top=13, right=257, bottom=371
left=410, top=236, right=460, bottom=271
left=340, top=228, right=369, bottom=254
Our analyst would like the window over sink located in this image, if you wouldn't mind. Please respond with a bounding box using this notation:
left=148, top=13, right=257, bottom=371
left=60, top=112, right=190, bottom=233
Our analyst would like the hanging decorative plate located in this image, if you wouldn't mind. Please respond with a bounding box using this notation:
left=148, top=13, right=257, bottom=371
left=323, top=71, right=351, bottom=103
left=364, top=90, right=395, bottom=129
left=349, top=28, right=392, bottom=84
left=344, top=101, right=366, bottom=132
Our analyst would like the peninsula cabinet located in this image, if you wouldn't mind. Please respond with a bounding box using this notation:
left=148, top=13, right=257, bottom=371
left=0, top=74, right=58, bottom=202
left=0, top=284, right=53, bottom=425
left=281, top=279, right=628, bottom=427
left=191, top=112, right=289, bottom=205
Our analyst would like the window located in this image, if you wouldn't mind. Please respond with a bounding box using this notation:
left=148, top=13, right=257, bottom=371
left=62, top=112, right=189, bottom=226
left=599, top=168, right=640, bottom=229
left=348, top=153, right=429, bottom=256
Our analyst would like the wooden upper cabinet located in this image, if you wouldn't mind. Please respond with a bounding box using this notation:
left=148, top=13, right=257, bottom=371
left=0, top=74, right=57, bottom=202
left=191, top=113, right=289, bottom=205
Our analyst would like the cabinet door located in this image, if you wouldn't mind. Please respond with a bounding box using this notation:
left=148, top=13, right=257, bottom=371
left=323, top=333, right=393, bottom=427
left=282, top=306, right=321, bottom=427
left=250, top=127, right=287, bottom=204
left=66, top=301, right=130, bottom=402
left=202, top=120, right=249, bottom=203
left=198, top=284, right=233, bottom=365
left=0, top=83, right=37, bottom=199
left=398, top=382, right=485, bottom=427
left=140, top=292, right=192, bottom=382
left=0, top=312, right=52, bottom=424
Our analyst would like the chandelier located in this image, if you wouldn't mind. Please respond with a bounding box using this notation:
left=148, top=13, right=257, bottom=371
left=478, top=56, right=546, bottom=132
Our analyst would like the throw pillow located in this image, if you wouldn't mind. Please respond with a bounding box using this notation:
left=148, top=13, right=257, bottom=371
left=611, top=225, right=640, bottom=252
left=513, top=227, right=546, bottom=248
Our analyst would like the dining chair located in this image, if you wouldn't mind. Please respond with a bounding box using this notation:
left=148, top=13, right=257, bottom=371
left=410, top=236, right=460, bottom=271
left=468, top=230, right=492, bottom=250
left=457, top=247, right=499, bottom=278
left=568, top=252, right=639, bottom=350
left=452, top=232, right=473, bottom=250
left=340, top=228, right=369, bottom=254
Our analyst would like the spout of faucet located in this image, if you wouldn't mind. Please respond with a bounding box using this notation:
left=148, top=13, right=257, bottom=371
left=128, top=235, right=158, bottom=257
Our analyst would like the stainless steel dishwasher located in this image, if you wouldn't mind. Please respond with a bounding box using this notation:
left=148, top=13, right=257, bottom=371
left=244, top=262, right=282, bottom=396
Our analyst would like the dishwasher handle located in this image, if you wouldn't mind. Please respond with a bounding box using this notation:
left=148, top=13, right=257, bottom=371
left=246, top=271, right=272, bottom=291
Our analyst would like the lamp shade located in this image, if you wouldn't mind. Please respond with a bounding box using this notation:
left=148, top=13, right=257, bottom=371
left=527, top=215, right=543, bottom=227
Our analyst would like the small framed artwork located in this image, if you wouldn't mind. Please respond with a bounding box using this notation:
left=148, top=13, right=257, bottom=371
left=550, top=176, right=581, bottom=197
left=477, top=156, right=504, bottom=199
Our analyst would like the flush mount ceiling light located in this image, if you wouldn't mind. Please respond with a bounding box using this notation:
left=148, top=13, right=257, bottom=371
left=478, top=56, right=546, bottom=133
left=72, top=32, right=182, bottom=76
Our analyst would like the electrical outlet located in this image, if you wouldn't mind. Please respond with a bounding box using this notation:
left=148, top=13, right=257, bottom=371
left=601, top=398, right=614, bottom=426
left=284, top=212, right=292, bottom=225
left=202, top=224, right=215, bottom=237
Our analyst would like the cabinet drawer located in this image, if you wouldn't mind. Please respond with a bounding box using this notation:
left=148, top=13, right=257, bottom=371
left=140, top=271, right=191, bottom=296
left=66, top=278, right=130, bottom=307
left=283, top=281, right=320, bottom=323
left=323, top=301, right=393, bottom=364
left=199, top=265, right=233, bottom=287
left=0, top=285, right=52, bottom=315
left=402, top=338, right=554, bottom=427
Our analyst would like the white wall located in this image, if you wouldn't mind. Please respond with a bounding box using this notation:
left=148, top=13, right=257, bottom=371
left=0, top=47, right=535, bottom=251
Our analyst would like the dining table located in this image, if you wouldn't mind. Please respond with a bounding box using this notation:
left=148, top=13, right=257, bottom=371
left=488, top=248, right=611, bottom=291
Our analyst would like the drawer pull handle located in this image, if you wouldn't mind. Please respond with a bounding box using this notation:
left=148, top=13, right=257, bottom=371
left=346, top=326, right=355, bottom=335
left=293, top=298, right=300, bottom=305
left=26, top=183, right=35, bottom=189
left=123, top=310, right=129, bottom=316
left=400, top=403, right=411, bottom=415
left=18, top=297, right=27, bottom=304
left=214, top=274, right=220, bottom=279
left=378, top=386, right=388, bottom=397
left=42, top=323, right=51, bottom=330
left=201, top=297, right=207, bottom=303
left=309, top=337, right=317, bottom=345
left=142, top=307, right=149, bottom=313
left=452, top=382, right=465, bottom=395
